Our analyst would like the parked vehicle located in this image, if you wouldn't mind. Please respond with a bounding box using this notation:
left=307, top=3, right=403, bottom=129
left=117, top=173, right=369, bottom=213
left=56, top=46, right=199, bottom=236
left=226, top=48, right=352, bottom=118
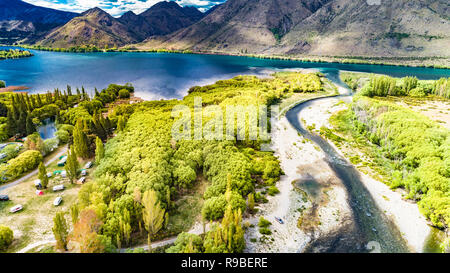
left=57, top=156, right=67, bottom=167
left=47, top=172, right=53, bottom=178
left=34, top=179, right=42, bottom=189
left=10, top=204, right=23, bottom=213
left=84, top=161, right=93, bottom=169
left=0, top=195, right=9, bottom=201
left=53, top=197, right=62, bottom=206
left=275, top=217, right=284, bottom=224
left=61, top=170, right=67, bottom=178
left=53, top=185, right=65, bottom=192
left=81, top=169, right=87, bottom=176
left=77, top=177, right=86, bottom=185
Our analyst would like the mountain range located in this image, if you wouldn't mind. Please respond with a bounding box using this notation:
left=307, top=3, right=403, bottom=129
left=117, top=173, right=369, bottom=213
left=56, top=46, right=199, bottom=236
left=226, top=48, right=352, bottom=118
left=36, top=1, right=205, bottom=48
left=138, top=0, right=450, bottom=57
left=1, top=0, right=449, bottom=57
left=0, top=0, right=77, bottom=44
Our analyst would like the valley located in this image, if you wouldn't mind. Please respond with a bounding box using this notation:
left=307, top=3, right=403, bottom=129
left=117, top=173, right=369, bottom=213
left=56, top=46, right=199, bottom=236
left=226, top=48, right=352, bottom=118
left=0, top=0, right=449, bottom=256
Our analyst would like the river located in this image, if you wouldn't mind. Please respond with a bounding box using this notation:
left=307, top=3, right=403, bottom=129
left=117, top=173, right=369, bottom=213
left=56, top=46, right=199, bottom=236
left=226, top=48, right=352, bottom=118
left=285, top=69, right=447, bottom=253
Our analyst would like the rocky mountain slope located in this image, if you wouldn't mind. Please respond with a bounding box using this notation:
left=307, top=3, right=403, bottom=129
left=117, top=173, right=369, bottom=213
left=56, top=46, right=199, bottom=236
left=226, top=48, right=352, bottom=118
left=118, top=1, right=204, bottom=40
left=35, top=1, right=204, bottom=48
left=36, top=8, right=139, bottom=48
left=0, top=0, right=77, bottom=44
left=138, top=0, right=450, bottom=57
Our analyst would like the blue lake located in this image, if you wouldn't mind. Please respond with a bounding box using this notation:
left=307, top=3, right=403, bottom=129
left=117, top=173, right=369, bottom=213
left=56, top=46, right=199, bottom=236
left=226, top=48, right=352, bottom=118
left=0, top=46, right=449, bottom=100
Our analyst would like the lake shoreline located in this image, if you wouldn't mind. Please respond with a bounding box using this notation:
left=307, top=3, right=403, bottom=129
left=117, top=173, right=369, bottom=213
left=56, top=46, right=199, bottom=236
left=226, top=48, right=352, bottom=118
left=14, top=45, right=450, bottom=70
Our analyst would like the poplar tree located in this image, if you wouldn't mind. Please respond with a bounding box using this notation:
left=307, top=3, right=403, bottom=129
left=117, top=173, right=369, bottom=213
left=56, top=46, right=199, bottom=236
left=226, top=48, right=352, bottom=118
left=117, top=116, right=126, bottom=132
left=95, top=137, right=104, bottom=165
left=93, top=114, right=107, bottom=140
left=18, top=111, right=26, bottom=136
left=142, top=190, right=165, bottom=252
left=38, top=162, right=49, bottom=189
left=26, top=112, right=35, bottom=135
left=53, top=212, right=69, bottom=251
left=65, top=146, right=79, bottom=183
left=6, top=108, right=17, bottom=136
left=73, top=119, right=89, bottom=159
left=248, top=193, right=255, bottom=213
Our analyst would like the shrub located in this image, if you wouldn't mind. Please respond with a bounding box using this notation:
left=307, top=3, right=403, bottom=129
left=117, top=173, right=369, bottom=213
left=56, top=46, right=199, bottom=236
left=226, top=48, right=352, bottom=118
left=118, top=89, right=130, bottom=99
left=267, top=185, right=280, bottom=196
left=409, top=87, right=426, bottom=97
left=258, top=217, right=272, bottom=228
left=0, top=226, right=13, bottom=251
left=0, top=150, right=43, bottom=182
left=259, top=227, right=272, bottom=235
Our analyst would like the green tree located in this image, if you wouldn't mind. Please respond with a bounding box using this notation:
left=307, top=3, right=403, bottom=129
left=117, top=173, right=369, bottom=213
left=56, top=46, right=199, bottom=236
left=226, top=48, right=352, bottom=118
left=73, top=119, right=89, bottom=159
left=248, top=193, right=255, bottom=213
left=65, top=146, right=79, bottom=183
left=53, top=212, right=69, bottom=251
left=120, top=209, right=132, bottom=247
left=142, top=190, right=165, bottom=252
left=117, top=116, right=126, bottom=132
left=38, top=162, right=49, bottom=189
left=70, top=204, right=80, bottom=225
left=0, top=226, right=13, bottom=251
left=25, top=112, right=35, bottom=135
left=6, top=108, right=17, bottom=136
left=95, top=137, right=105, bottom=166
left=0, top=102, right=8, bottom=117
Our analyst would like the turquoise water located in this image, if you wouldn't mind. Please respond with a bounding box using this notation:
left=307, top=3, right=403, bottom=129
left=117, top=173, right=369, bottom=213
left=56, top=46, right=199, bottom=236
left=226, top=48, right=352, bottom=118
left=1, top=47, right=449, bottom=100
left=37, top=118, right=56, bottom=140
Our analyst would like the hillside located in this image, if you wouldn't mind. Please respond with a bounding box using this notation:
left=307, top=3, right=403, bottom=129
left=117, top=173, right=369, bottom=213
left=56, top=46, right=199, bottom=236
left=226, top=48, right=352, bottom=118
left=0, top=0, right=77, bottom=44
left=35, top=8, right=140, bottom=48
left=118, top=1, right=204, bottom=40
left=137, top=0, right=450, bottom=57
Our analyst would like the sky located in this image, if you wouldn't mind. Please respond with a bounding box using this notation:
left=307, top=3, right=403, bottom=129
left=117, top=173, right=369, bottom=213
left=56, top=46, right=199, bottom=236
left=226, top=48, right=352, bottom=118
left=22, top=0, right=226, bottom=16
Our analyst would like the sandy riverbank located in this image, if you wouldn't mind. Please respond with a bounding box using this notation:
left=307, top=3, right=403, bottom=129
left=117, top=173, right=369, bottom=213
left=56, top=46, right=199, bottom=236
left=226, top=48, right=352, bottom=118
left=244, top=102, right=353, bottom=253
left=245, top=83, right=432, bottom=253
left=293, top=94, right=432, bottom=252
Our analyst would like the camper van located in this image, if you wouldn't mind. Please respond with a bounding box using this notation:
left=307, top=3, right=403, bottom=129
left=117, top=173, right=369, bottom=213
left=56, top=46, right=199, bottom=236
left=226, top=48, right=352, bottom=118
left=77, top=177, right=86, bottom=185
left=57, top=156, right=68, bottom=167
left=84, top=161, right=93, bottom=169
left=53, top=197, right=62, bottom=206
left=10, top=204, right=23, bottom=213
left=53, top=185, right=65, bottom=192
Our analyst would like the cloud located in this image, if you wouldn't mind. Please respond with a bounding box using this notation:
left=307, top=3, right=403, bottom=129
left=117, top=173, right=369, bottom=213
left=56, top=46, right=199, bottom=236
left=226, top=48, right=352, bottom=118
left=23, top=0, right=226, bottom=17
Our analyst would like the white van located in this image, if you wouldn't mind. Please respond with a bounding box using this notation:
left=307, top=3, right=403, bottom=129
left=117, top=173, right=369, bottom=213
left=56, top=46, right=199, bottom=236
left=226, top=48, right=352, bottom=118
left=53, top=197, right=62, bottom=206
left=53, top=185, right=65, bottom=192
left=10, top=204, right=23, bottom=213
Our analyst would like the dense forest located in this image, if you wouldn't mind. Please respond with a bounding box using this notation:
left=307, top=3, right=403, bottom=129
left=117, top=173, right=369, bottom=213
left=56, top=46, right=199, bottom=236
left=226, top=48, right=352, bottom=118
left=0, top=83, right=134, bottom=183
left=68, top=72, right=325, bottom=252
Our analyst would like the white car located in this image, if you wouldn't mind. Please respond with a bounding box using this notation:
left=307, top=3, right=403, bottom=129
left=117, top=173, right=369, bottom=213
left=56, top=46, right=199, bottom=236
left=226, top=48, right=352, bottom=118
left=10, top=204, right=23, bottom=213
left=53, top=197, right=62, bottom=206
left=53, top=185, right=65, bottom=192
left=61, top=170, right=67, bottom=178
left=34, top=179, right=42, bottom=187
left=84, top=162, right=93, bottom=169
left=78, top=177, right=86, bottom=183
left=47, top=172, right=53, bottom=178
left=81, top=169, right=87, bottom=176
